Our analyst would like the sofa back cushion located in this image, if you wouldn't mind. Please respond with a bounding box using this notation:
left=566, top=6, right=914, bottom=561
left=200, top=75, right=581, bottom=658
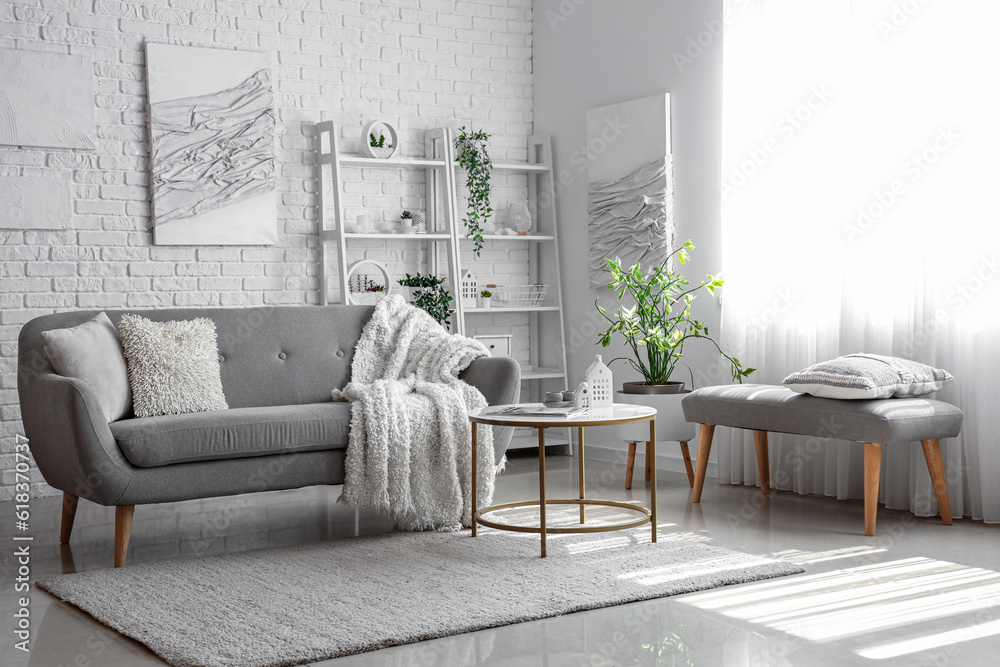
left=19, top=305, right=374, bottom=410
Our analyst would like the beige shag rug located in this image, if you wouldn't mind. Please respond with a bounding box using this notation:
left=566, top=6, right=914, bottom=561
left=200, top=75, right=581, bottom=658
left=38, top=512, right=803, bottom=667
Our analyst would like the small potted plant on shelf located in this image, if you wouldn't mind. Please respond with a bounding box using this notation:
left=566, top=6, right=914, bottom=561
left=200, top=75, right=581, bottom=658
left=397, top=210, right=416, bottom=234
left=478, top=289, right=493, bottom=309
left=398, top=273, right=455, bottom=328
left=596, top=240, right=754, bottom=440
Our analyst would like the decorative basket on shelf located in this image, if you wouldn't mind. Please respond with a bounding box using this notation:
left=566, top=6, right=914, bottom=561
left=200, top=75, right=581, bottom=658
left=494, top=284, right=547, bottom=308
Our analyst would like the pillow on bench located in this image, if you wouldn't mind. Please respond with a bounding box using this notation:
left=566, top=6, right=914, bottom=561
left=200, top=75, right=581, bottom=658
left=783, top=353, right=953, bottom=400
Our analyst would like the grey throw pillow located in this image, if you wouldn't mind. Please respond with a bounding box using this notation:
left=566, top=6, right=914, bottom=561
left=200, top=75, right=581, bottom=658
left=783, top=353, right=953, bottom=400
left=119, top=314, right=229, bottom=418
left=40, top=312, right=132, bottom=422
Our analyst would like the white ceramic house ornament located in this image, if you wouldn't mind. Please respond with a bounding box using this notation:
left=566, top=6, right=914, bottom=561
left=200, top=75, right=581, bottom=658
left=573, top=382, right=590, bottom=410
left=459, top=269, right=478, bottom=308
left=586, top=355, right=613, bottom=408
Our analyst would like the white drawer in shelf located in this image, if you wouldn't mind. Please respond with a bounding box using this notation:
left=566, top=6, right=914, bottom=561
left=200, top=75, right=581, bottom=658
left=475, top=335, right=512, bottom=357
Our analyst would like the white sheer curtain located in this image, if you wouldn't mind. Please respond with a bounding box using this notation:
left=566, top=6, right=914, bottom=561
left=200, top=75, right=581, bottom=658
left=720, top=0, right=1000, bottom=522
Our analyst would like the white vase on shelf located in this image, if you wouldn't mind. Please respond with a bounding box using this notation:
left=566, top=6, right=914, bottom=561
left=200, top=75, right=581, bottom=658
left=507, top=203, right=531, bottom=235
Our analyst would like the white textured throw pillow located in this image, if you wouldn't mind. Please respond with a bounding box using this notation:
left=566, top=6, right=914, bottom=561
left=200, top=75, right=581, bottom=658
left=40, top=312, right=132, bottom=422
left=118, top=314, right=228, bottom=418
left=783, top=353, right=953, bottom=400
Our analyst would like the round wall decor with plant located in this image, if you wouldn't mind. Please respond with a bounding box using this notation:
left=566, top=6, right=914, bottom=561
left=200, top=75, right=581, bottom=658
left=346, top=260, right=390, bottom=306
left=361, top=119, right=398, bottom=159
left=398, top=272, right=455, bottom=328
left=454, top=126, right=492, bottom=256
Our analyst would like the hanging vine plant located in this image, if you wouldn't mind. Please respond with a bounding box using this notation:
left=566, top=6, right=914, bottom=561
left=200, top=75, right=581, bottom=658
left=454, top=126, right=493, bottom=256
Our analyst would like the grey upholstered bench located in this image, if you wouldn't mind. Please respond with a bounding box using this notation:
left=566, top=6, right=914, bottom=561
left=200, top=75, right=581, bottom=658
left=681, top=384, right=963, bottom=536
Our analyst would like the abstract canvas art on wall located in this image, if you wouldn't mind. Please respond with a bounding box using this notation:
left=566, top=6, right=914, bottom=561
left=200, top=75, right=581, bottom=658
left=586, top=93, right=674, bottom=288
left=146, top=43, right=277, bottom=245
left=0, top=48, right=96, bottom=150
left=0, top=176, right=70, bottom=229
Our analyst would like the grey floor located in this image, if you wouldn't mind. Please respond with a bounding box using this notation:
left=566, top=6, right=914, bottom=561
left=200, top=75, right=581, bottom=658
left=2, top=450, right=999, bottom=666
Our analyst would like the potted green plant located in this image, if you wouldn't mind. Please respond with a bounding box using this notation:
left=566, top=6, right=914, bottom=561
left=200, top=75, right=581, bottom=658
left=454, top=126, right=492, bottom=256
left=397, top=210, right=416, bottom=234
left=478, top=289, right=492, bottom=309
left=597, top=240, right=754, bottom=448
left=398, top=273, right=455, bottom=328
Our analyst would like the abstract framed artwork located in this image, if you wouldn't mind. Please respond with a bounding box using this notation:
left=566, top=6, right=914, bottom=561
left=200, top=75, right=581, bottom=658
left=586, top=93, right=674, bottom=288
left=0, top=48, right=96, bottom=150
left=145, top=43, right=277, bottom=245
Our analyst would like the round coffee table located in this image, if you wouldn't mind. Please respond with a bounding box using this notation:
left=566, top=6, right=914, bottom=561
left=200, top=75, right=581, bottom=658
left=469, top=404, right=657, bottom=557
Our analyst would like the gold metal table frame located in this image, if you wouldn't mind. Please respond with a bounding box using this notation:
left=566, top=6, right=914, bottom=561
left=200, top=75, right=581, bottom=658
left=470, top=409, right=657, bottom=557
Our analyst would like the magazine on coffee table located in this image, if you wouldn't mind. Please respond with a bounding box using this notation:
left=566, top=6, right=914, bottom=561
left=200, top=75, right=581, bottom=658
left=488, top=404, right=590, bottom=418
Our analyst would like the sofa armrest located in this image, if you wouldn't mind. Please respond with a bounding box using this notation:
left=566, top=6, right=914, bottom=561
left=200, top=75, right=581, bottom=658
left=17, top=369, right=134, bottom=506
left=460, top=356, right=520, bottom=464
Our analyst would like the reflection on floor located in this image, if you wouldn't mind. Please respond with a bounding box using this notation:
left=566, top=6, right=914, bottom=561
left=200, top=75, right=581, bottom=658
left=1, top=450, right=998, bottom=666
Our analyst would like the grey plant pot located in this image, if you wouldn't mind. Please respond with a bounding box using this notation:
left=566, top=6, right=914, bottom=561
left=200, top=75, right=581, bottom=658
left=615, top=390, right=697, bottom=443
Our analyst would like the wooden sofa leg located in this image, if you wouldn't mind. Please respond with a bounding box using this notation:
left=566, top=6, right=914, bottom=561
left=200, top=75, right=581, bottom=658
left=864, top=443, right=882, bottom=536
left=921, top=439, right=954, bottom=526
left=753, top=430, right=770, bottom=495
left=625, top=442, right=637, bottom=490
left=692, top=424, right=716, bottom=503
left=115, top=505, right=135, bottom=568
left=60, top=492, right=79, bottom=544
left=679, top=441, right=695, bottom=488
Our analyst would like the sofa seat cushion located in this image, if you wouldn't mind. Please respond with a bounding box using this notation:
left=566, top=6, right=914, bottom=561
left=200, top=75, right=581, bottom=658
left=110, top=402, right=351, bottom=468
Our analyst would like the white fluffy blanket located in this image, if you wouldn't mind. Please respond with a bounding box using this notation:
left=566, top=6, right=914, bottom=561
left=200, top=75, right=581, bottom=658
left=333, top=295, right=498, bottom=531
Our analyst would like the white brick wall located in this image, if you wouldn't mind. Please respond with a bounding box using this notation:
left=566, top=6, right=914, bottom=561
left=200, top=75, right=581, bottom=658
left=0, top=0, right=533, bottom=500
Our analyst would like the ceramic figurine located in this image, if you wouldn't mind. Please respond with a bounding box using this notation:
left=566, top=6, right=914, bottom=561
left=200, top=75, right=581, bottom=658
left=585, top=355, right=613, bottom=408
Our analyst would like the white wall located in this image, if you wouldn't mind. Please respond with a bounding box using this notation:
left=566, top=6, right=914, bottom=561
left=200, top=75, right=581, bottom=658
left=0, top=0, right=533, bottom=500
left=534, top=0, right=725, bottom=462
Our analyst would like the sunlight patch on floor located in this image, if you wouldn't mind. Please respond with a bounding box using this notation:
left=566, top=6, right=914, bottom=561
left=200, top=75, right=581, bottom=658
left=857, top=617, right=1000, bottom=659
left=679, top=557, right=1000, bottom=649
left=770, top=545, right=887, bottom=565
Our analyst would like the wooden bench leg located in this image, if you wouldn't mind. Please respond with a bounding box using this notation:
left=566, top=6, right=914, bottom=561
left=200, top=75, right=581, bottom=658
left=864, top=443, right=882, bottom=536
left=644, top=440, right=652, bottom=482
left=115, top=505, right=135, bottom=568
left=625, top=441, right=637, bottom=490
left=692, top=424, right=715, bottom=502
left=921, top=439, right=953, bottom=526
left=679, top=441, right=695, bottom=488
left=60, top=492, right=79, bottom=544
left=753, top=430, right=770, bottom=495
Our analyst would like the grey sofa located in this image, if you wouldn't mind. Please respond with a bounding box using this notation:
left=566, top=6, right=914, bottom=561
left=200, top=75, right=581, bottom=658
left=17, top=305, right=520, bottom=567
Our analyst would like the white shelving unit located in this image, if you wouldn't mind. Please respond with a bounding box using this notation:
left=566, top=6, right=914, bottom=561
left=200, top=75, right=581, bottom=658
left=453, top=136, right=571, bottom=451
left=314, top=121, right=460, bottom=309
left=314, top=123, right=571, bottom=451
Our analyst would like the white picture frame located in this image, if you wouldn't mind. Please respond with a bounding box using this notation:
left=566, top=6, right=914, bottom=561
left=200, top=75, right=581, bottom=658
left=146, top=43, right=277, bottom=246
